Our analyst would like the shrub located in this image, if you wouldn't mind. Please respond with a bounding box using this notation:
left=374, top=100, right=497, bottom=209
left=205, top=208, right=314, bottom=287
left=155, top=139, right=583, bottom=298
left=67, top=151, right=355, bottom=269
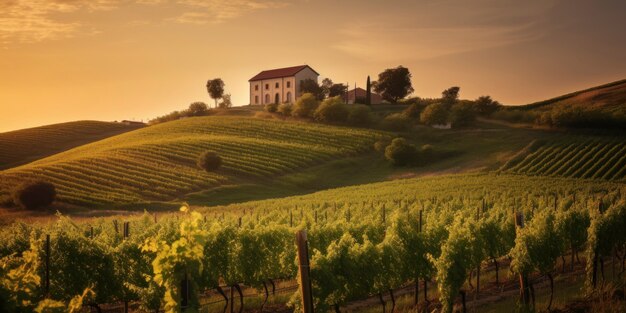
left=197, top=151, right=222, bottom=172
left=420, top=103, right=449, bottom=126
left=379, top=113, right=412, bottom=131
left=292, top=93, right=319, bottom=118
left=449, top=102, right=476, bottom=127
left=403, top=103, right=424, bottom=119
left=347, top=105, right=373, bottom=127
left=13, top=181, right=56, bottom=210
left=384, top=138, right=417, bottom=166
left=188, top=102, right=209, bottom=116
left=277, top=103, right=293, bottom=116
left=264, top=102, right=279, bottom=113
left=314, top=97, right=349, bottom=123
left=374, top=138, right=391, bottom=153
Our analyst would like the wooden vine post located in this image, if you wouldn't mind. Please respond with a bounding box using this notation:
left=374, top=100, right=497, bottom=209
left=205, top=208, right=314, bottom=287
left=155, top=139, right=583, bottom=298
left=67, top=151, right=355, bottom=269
left=45, top=234, right=50, bottom=298
left=515, top=211, right=531, bottom=306
left=296, top=230, right=314, bottom=313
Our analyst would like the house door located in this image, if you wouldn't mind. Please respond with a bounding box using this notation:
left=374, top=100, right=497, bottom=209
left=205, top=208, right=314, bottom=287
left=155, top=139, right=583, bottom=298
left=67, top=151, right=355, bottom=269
left=275, top=93, right=280, bottom=104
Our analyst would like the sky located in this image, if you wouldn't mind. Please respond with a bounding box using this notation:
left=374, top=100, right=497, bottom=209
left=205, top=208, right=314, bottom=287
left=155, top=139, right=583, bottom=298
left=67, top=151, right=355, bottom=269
left=1, top=0, right=625, bottom=132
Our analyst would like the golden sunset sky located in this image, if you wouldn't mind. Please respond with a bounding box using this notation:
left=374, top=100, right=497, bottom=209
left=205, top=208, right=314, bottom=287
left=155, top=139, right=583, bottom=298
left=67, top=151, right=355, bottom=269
left=1, top=0, right=625, bottom=132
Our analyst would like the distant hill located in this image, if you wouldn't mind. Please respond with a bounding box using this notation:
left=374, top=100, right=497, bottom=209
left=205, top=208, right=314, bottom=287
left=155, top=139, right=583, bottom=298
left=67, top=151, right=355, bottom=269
left=0, top=121, right=144, bottom=170
left=494, top=79, right=626, bottom=128
left=0, top=116, right=384, bottom=208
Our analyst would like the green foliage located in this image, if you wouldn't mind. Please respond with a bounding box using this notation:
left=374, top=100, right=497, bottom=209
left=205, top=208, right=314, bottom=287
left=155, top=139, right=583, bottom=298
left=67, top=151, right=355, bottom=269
left=347, top=105, right=373, bottom=127
left=13, top=181, right=56, bottom=210
left=384, top=138, right=417, bottom=166
left=379, top=113, right=412, bottom=132
left=313, top=97, right=349, bottom=124
left=510, top=211, right=562, bottom=277
left=292, top=93, right=320, bottom=118
left=299, top=79, right=324, bottom=101
left=188, top=102, right=209, bottom=117
left=277, top=103, right=293, bottom=116
left=206, top=78, right=225, bottom=107
left=196, top=151, right=222, bottom=172
left=373, top=66, right=414, bottom=103
left=441, top=86, right=460, bottom=108
left=473, top=95, right=501, bottom=116
left=264, top=102, right=279, bottom=113
left=420, top=103, right=449, bottom=126
left=402, top=103, right=424, bottom=119
left=449, top=102, right=476, bottom=128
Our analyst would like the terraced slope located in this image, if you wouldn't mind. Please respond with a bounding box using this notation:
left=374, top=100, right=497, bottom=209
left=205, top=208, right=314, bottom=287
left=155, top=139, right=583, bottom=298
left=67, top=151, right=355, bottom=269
left=0, top=121, right=144, bottom=170
left=499, top=138, right=626, bottom=180
left=0, top=116, right=384, bottom=208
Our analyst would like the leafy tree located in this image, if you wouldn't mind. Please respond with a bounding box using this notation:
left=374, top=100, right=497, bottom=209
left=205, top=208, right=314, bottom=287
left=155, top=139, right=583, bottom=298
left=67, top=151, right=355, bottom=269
left=473, top=95, right=501, bottom=116
left=328, top=83, right=348, bottom=98
left=403, top=103, right=423, bottom=119
left=299, top=79, right=324, bottom=100
left=365, top=76, right=372, bottom=105
left=321, top=78, right=333, bottom=98
left=384, top=138, right=417, bottom=166
left=197, top=151, right=222, bottom=172
left=206, top=78, right=225, bottom=108
left=188, top=102, right=209, bottom=116
left=449, top=102, right=476, bottom=127
left=219, top=94, right=232, bottom=108
left=13, top=181, right=56, bottom=210
left=314, top=96, right=349, bottom=123
left=292, top=93, right=320, bottom=118
left=420, top=103, right=449, bottom=126
left=373, top=66, right=414, bottom=103
left=441, top=87, right=460, bottom=108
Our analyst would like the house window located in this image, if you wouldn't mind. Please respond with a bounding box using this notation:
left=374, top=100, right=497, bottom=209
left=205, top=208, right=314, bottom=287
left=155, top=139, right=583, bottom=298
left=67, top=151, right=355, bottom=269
left=265, top=84, right=269, bottom=90
left=275, top=82, right=279, bottom=88
left=287, top=81, right=291, bottom=88
left=255, top=95, right=259, bottom=104
left=286, top=92, right=292, bottom=103
left=255, top=85, right=258, bottom=91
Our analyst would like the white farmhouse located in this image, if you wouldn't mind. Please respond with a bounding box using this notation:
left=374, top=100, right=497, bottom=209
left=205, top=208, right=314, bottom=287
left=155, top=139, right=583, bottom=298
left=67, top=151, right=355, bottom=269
left=249, top=65, right=319, bottom=105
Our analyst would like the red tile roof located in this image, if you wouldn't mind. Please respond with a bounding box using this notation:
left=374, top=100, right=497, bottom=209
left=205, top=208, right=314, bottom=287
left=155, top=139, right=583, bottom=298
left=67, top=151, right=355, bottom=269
left=249, top=65, right=319, bottom=81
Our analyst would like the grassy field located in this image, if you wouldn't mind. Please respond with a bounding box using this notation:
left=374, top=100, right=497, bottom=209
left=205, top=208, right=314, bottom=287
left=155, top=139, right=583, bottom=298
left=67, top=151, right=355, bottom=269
left=0, top=120, right=144, bottom=170
left=500, top=137, right=626, bottom=180
left=0, top=116, right=384, bottom=208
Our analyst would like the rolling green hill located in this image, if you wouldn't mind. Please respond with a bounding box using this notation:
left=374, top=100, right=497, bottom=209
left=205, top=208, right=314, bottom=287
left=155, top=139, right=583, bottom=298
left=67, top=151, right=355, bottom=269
left=519, top=79, right=626, bottom=112
left=0, top=120, right=144, bottom=170
left=0, top=116, right=384, bottom=208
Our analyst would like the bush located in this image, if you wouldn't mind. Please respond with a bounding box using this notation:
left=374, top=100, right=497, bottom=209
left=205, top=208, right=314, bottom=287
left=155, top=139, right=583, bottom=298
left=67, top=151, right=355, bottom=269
left=374, top=138, right=391, bottom=153
left=384, top=138, right=417, bottom=166
left=313, top=97, right=349, bottom=123
left=292, top=93, right=319, bottom=118
left=420, top=103, right=449, bottom=126
left=277, top=103, right=293, bottom=116
left=379, top=113, right=412, bottom=131
left=13, top=181, right=56, bottom=210
left=403, top=103, right=424, bottom=119
left=347, top=105, right=373, bottom=127
left=188, top=102, right=209, bottom=116
left=449, top=102, right=476, bottom=127
left=264, top=102, right=279, bottom=113
left=197, top=151, right=222, bottom=172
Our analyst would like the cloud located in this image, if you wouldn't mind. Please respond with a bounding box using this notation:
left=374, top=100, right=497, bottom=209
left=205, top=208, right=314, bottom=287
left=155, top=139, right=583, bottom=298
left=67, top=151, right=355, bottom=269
left=173, top=0, right=293, bottom=24
left=0, top=0, right=120, bottom=46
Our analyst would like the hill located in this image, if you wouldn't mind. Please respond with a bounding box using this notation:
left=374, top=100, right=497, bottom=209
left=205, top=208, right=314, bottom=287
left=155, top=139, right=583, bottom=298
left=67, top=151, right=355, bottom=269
left=0, top=120, right=144, bottom=170
left=493, top=79, right=626, bottom=128
left=0, top=116, right=384, bottom=208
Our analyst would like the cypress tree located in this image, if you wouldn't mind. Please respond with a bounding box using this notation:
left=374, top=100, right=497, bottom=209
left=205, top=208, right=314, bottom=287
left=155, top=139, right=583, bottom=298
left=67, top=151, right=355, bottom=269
left=366, top=75, right=372, bottom=105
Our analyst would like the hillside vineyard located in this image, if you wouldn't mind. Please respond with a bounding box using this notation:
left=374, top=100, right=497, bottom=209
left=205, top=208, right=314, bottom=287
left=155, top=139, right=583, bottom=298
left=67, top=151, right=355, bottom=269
left=1, top=174, right=624, bottom=312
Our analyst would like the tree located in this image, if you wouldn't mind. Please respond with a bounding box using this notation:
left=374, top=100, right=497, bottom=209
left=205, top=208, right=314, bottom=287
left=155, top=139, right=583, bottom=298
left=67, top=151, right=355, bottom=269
left=365, top=76, right=372, bottom=105
left=206, top=79, right=225, bottom=108
left=347, top=105, right=373, bottom=127
left=219, top=94, right=232, bottom=109
left=197, top=151, right=222, bottom=172
left=321, top=78, right=333, bottom=98
left=188, top=102, right=209, bottom=116
left=420, top=103, right=449, bottom=126
left=313, top=96, right=349, bottom=124
left=13, top=181, right=56, bottom=210
left=328, top=84, right=348, bottom=98
left=449, top=102, right=476, bottom=127
left=292, top=93, right=319, bottom=118
left=441, top=87, right=460, bottom=108
left=299, top=78, right=324, bottom=100
left=384, top=138, right=417, bottom=166
left=473, top=95, right=501, bottom=116
left=373, top=66, right=414, bottom=103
